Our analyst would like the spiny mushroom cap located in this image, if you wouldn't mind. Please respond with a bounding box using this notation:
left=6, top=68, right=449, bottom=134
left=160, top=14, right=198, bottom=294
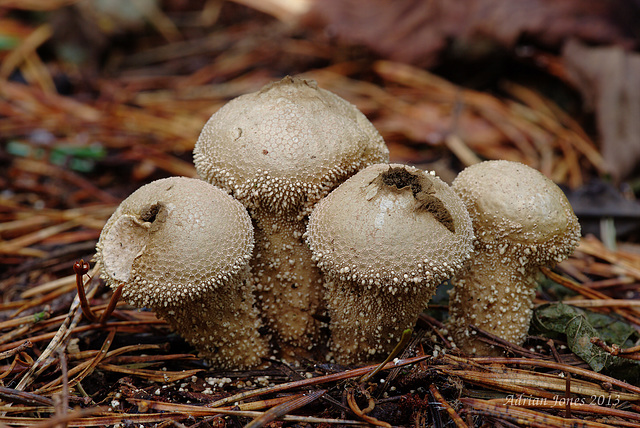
left=452, top=160, right=581, bottom=266
left=306, top=164, right=474, bottom=291
left=96, top=177, right=254, bottom=308
left=193, top=76, right=389, bottom=216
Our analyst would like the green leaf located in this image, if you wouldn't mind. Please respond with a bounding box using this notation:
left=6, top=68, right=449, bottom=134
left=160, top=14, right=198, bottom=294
left=0, top=35, right=20, bottom=51
left=532, top=303, right=640, bottom=374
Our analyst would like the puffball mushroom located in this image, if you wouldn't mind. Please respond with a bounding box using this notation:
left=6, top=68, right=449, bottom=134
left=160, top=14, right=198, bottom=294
left=305, top=164, right=474, bottom=364
left=95, top=177, right=270, bottom=369
left=447, top=160, right=581, bottom=355
left=193, top=76, right=389, bottom=355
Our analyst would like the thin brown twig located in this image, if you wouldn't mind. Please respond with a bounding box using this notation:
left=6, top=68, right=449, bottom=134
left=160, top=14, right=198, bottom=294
left=446, top=355, right=640, bottom=396
left=428, top=384, right=468, bottom=428
left=346, top=388, right=391, bottom=428
left=73, top=260, right=97, bottom=323
left=591, top=338, right=640, bottom=361
left=207, top=355, right=429, bottom=408
left=0, top=341, right=32, bottom=361
left=244, top=390, right=326, bottom=428
left=98, top=284, right=124, bottom=324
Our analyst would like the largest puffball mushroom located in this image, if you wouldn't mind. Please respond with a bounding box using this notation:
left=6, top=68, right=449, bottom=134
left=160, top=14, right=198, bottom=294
left=193, top=76, right=389, bottom=355
left=306, top=164, right=474, bottom=364
left=96, top=177, right=270, bottom=369
left=447, top=160, right=581, bottom=355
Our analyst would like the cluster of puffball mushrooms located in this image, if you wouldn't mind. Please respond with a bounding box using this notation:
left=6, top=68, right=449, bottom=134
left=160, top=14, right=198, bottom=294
left=95, top=77, right=581, bottom=369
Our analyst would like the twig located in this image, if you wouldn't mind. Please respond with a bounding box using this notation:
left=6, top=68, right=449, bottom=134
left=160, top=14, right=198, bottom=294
left=591, top=338, right=640, bottom=361
left=12, top=263, right=101, bottom=393
left=447, top=355, right=640, bottom=396
left=346, top=388, right=391, bottom=428
left=0, top=341, right=32, bottom=361
left=360, top=328, right=412, bottom=383
left=428, top=384, right=468, bottom=428
left=73, top=260, right=97, bottom=323
left=207, top=355, right=429, bottom=408
left=244, top=390, right=325, bottom=428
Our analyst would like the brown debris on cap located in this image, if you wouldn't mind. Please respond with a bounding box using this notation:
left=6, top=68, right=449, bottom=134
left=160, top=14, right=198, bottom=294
left=448, top=160, right=581, bottom=355
left=96, top=176, right=270, bottom=369
left=306, top=163, right=473, bottom=364
left=193, top=76, right=389, bottom=357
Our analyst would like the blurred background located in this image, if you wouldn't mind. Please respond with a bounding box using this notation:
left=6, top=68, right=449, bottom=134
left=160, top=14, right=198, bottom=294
left=1, top=0, right=640, bottom=279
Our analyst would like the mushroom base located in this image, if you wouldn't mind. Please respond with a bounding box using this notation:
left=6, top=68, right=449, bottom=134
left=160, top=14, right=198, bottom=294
left=251, top=216, right=327, bottom=359
left=448, top=253, right=539, bottom=356
left=325, top=279, right=436, bottom=365
left=154, top=278, right=271, bottom=369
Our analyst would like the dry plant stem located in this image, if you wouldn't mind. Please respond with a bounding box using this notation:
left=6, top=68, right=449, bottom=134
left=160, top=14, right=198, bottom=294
left=13, top=263, right=101, bottom=393
left=591, top=338, right=640, bottom=361
left=73, top=260, right=97, bottom=323
left=244, top=390, right=325, bottom=428
left=359, top=328, right=412, bottom=383
left=446, top=355, right=640, bottom=396
left=0, top=387, right=54, bottom=406
left=11, top=281, right=76, bottom=317
left=56, top=348, right=69, bottom=420
left=0, top=319, right=166, bottom=353
left=468, top=324, right=546, bottom=359
left=98, top=284, right=124, bottom=323
left=0, top=313, right=50, bottom=331
left=346, top=389, right=391, bottom=428
left=443, top=366, right=639, bottom=401
left=207, top=355, right=429, bottom=408
left=542, top=267, right=640, bottom=326
left=252, top=216, right=324, bottom=356
left=36, top=329, right=115, bottom=394
left=0, top=341, right=32, bottom=361
left=485, top=398, right=640, bottom=423
left=127, top=399, right=370, bottom=426
left=461, top=398, right=615, bottom=428
left=428, top=384, right=468, bottom=428
left=75, top=259, right=122, bottom=324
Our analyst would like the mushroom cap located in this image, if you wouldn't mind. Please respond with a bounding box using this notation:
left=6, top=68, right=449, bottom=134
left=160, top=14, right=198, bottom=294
left=193, top=76, right=389, bottom=215
left=452, top=160, right=580, bottom=265
left=96, top=177, right=254, bottom=308
left=306, top=164, right=474, bottom=290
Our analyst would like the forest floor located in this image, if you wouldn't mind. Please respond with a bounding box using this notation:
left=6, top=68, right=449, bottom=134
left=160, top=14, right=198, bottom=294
left=1, top=1, right=640, bottom=427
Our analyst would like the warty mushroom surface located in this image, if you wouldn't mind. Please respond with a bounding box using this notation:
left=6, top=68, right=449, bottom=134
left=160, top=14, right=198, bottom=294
left=447, top=160, right=581, bottom=355
left=193, top=76, right=389, bottom=357
left=305, top=163, right=474, bottom=364
left=95, top=176, right=270, bottom=369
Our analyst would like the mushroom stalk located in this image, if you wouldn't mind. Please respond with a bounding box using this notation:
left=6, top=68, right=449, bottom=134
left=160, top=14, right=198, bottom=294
left=154, top=271, right=266, bottom=367
left=324, top=278, right=432, bottom=361
left=306, top=164, right=473, bottom=364
left=447, top=160, right=580, bottom=355
left=448, top=251, right=541, bottom=355
left=251, top=215, right=324, bottom=355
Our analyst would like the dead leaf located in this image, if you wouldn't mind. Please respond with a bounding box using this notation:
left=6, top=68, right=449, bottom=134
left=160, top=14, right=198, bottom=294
left=304, top=0, right=638, bottom=67
left=562, top=39, right=640, bottom=181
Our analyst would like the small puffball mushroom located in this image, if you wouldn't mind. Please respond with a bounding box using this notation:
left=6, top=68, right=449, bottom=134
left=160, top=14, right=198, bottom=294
left=448, top=160, right=581, bottom=355
left=95, top=177, right=270, bottom=369
left=305, top=164, right=474, bottom=364
left=193, top=76, right=389, bottom=355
